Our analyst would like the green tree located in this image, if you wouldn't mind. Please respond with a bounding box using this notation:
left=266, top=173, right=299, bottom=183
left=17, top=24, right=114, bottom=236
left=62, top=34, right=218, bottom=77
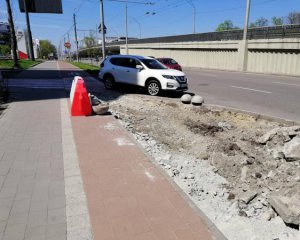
left=216, top=20, right=239, bottom=32
left=250, top=17, right=269, bottom=28
left=83, top=32, right=96, bottom=57
left=286, top=11, right=300, bottom=24
left=39, top=40, right=57, bottom=59
left=272, top=17, right=283, bottom=26
left=0, top=45, right=11, bottom=56
left=5, top=0, right=19, bottom=67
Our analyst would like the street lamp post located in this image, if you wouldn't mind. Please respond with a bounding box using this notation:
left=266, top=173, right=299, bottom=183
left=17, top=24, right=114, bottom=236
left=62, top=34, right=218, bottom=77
left=241, top=0, right=251, bottom=71
left=185, top=0, right=196, bottom=34
left=100, top=0, right=106, bottom=59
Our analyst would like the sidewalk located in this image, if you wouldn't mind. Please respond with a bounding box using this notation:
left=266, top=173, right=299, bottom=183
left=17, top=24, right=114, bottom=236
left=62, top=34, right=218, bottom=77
left=0, top=61, right=224, bottom=240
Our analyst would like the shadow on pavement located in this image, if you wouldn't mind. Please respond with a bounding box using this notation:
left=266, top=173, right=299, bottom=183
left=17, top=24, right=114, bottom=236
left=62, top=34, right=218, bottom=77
left=3, top=67, right=188, bottom=104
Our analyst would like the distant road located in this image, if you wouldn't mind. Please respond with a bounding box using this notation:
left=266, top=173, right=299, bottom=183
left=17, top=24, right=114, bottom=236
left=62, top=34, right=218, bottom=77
left=185, top=68, right=300, bottom=122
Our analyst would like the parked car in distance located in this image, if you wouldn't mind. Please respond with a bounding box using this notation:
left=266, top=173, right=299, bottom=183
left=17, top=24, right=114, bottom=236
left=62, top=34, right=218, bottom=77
left=157, top=58, right=182, bottom=71
left=99, top=55, right=188, bottom=96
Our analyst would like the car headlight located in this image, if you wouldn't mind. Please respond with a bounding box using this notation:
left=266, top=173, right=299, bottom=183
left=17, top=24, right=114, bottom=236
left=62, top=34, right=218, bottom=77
left=162, top=75, right=176, bottom=80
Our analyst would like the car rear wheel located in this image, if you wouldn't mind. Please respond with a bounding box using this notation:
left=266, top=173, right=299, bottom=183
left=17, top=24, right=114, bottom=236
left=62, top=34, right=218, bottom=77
left=104, top=75, right=115, bottom=90
left=146, top=80, right=161, bottom=96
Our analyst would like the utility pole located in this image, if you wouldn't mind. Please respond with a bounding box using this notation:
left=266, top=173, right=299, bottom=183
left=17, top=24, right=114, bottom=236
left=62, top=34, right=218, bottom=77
left=63, top=36, right=66, bottom=60
left=100, top=0, right=106, bottom=59
left=73, top=13, right=79, bottom=62
left=110, top=0, right=154, bottom=54
left=185, top=0, right=196, bottom=34
left=23, top=0, right=35, bottom=61
left=241, top=0, right=251, bottom=71
left=125, top=1, right=128, bottom=54
left=67, top=33, right=70, bottom=61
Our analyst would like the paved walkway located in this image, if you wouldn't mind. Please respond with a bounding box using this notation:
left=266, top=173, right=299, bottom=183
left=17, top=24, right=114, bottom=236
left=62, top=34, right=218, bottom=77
left=0, top=62, right=66, bottom=240
left=0, top=61, right=223, bottom=240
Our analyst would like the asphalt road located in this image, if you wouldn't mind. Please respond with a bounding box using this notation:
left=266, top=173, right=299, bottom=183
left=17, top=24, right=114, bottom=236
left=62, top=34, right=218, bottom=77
left=184, top=68, right=300, bottom=122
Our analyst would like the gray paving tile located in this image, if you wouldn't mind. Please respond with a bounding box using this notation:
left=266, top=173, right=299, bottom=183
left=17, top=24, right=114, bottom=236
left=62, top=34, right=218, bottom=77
left=10, top=198, right=31, bottom=216
left=25, top=236, right=46, bottom=240
left=47, top=234, right=66, bottom=240
left=7, top=213, right=28, bottom=225
left=47, top=208, right=66, bottom=225
left=48, top=183, right=65, bottom=199
left=27, top=210, right=47, bottom=228
left=0, top=198, right=14, bottom=209
left=29, top=199, right=48, bottom=212
left=31, top=191, right=49, bottom=203
left=0, top=162, right=11, bottom=176
left=0, top=187, right=17, bottom=199
left=14, top=190, right=32, bottom=201
left=0, top=177, right=5, bottom=189
left=46, top=223, right=66, bottom=239
left=3, top=223, right=26, bottom=240
left=25, top=225, right=46, bottom=239
left=0, top=207, right=10, bottom=222
left=0, top=220, right=7, bottom=233
left=48, top=196, right=66, bottom=210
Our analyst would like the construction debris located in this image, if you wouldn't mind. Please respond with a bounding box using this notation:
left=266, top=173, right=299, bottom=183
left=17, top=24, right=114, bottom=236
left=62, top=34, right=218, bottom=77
left=98, top=93, right=300, bottom=240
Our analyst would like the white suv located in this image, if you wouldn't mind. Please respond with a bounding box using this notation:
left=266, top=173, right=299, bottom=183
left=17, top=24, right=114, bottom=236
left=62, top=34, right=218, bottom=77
left=99, top=55, right=188, bottom=96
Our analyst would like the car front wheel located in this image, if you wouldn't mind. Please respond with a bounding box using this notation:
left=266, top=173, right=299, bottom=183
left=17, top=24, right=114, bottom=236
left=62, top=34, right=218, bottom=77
left=146, top=80, right=161, bottom=96
left=104, top=75, right=115, bottom=90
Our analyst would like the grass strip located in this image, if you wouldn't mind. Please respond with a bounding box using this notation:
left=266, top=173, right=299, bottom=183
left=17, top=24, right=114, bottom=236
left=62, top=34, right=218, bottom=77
left=70, top=62, right=100, bottom=77
left=0, top=59, right=42, bottom=69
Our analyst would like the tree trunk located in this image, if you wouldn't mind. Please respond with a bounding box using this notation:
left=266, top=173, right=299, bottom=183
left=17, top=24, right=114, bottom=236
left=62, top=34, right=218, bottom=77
left=5, top=0, right=19, bottom=68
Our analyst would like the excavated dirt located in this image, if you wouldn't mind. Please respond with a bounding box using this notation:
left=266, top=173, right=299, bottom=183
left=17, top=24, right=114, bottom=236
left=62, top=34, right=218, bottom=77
left=99, top=91, right=300, bottom=240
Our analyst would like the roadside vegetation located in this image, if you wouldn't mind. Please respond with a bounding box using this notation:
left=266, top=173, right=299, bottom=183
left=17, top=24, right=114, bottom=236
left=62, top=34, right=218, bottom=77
left=70, top=61, right=100, bottom=77
left=216, top=11, right=300, bottom=31
left=0, top=59, right=41, bottom=70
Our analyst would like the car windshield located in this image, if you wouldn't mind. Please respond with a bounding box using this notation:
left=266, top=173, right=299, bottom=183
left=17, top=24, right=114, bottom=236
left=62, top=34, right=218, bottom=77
left=140, top=59, right=167, bottom=69
left=164, top=59, right=178, bottom=65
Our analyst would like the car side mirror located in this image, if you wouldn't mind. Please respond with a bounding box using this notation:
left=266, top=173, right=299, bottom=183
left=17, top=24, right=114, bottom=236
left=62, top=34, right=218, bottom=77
left=136, top=65, right=144, bottom=71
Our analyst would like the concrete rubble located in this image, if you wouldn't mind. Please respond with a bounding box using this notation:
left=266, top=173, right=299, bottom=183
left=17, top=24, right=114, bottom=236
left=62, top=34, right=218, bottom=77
left=99, top=93, right=300, bottom=240
left=269, top=189, right=300, bottom=226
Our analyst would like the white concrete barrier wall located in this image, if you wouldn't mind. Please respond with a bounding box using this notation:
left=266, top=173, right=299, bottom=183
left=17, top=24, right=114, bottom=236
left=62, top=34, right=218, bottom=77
left=121, top=48, right=239, bottom=71
left=119, top=38, right=300, bottom=76
left=247, top=50, right=300, bottom=76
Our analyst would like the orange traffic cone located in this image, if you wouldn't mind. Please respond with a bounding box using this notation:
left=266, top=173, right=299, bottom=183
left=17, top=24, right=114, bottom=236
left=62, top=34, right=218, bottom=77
left=71, top=79, right=92, bottom=116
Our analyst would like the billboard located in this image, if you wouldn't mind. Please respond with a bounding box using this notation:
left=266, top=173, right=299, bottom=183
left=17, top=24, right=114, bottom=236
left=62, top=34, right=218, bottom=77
left=18, top=0, right=63, bottom=14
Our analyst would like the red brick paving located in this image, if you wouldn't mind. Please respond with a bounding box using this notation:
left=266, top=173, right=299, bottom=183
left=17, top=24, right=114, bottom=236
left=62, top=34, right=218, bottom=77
left=71, top=115, right=214, bottom=240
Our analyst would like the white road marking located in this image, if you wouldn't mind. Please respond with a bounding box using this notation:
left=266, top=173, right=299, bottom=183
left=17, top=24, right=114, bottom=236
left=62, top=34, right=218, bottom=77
left=231, top=85, right=272, bottom=94
left=104, top=122, right=119, bottom=131
left=144, top=170, right=155, bottom=182
left=113, top=137, right=135, bottom=146
left=273, top=81, right=300, bottom=87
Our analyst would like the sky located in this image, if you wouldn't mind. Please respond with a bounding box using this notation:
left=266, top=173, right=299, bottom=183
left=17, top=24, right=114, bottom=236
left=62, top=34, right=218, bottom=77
left=0, top=0, right=300, bottom=51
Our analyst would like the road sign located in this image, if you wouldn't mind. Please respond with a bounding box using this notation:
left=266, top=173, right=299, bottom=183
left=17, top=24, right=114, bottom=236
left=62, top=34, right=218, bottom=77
left=64, top=42, right=71, bottom=48
left=18, top=0, right=63, bottom=14
left=98, top=24, right=107, bottom=34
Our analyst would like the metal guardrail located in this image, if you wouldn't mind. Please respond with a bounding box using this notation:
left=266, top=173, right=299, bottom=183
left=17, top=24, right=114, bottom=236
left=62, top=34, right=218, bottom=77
left=78, top=24, right=300, bottom=53
left=106, top=24, right=300, bottom=46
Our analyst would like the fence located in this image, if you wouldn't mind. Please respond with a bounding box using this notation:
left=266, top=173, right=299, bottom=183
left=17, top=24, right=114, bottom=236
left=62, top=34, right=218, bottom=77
left=107, top=24, right=300, bottom=46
